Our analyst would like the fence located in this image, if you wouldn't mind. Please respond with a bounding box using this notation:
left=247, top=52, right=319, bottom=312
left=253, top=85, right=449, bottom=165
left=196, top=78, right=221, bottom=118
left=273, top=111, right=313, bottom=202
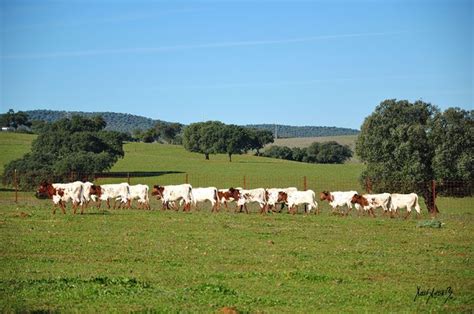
left=1, top=170, right=473, bottom=213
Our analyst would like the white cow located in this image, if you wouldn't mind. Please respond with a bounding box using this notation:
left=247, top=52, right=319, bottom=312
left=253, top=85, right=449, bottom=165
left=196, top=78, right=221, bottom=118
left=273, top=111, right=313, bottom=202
left=351, top=193, right=392, bottom=217
left=98, top=183, right=130, bottom=209
left=191, top=187, right=219, bottom=212
left=320, top=190, right=358, bottom=215
left=278, top=190, right=318, bottom=214
left=390, top=193, right=422, bottom=218
left=266, top=187, right=298, bottom=212
left=152, top=184, right=193, bottom=211
left=237, top=188, right=268, bottom=213
left=128, top=184, right=150, bottom=210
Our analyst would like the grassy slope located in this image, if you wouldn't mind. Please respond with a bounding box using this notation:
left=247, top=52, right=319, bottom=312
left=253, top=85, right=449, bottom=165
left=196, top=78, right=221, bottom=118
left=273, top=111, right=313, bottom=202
left=270, top=135, right=358, bottom=150
left=0, top=133, right=473, bottom=312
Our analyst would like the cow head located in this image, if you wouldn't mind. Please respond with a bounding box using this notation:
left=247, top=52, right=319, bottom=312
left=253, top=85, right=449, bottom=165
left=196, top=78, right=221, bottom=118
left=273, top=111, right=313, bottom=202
left=90, top=185, right=102, bottom=197
left=36, top=182, right=55, bottom=199
left=277, top=191, right=288, bottom=203
left=227, top=187, right=241, bottom=200
left=151, top=185, right=165, bottom=199
left=351, top=194, right=369, bottom=206
left=319, top=191, right=334, bottom=202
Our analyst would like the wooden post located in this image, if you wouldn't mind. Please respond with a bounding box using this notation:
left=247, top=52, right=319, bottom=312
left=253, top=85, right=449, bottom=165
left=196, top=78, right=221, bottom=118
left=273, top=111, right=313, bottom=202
left=14, top=169, right=18, bottom=203
left=303, top=176, right=307, bottom=191
left=127, top=172, right=131, bottom=184
left=243, top=175, right=246, bottom=189
left=185, top=173, right=189, bottom=184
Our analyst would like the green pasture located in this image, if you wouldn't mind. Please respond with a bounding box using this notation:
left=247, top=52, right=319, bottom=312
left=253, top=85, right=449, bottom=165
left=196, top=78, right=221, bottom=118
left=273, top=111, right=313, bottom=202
left=0, top=133, right=473, bottom=312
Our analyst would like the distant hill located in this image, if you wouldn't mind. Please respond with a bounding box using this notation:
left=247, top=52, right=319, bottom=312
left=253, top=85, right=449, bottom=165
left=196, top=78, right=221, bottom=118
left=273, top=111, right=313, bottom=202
left=22, top=110, right=359, bottom=137
left=24, top=110, right=164, bottom=134
left=246, top=124, right=359, bottom=138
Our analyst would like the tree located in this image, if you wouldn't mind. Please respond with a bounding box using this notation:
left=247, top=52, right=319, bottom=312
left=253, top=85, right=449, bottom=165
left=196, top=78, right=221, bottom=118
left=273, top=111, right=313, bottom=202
left=356, top=99, right=473, bottom=213
left=215, top=124, right=252, bottom=162
left=292, top=147, right=307, bottom=162
left=317, top=141, right=353, bottom=164
left=0, top=109, right=32, bottom=130
left=182, top=121, right=224, bottom=160
left=247, top=129, right=274, bottom=155
left=3, top=116, right=125, bottom=190
left=155, top=122, right=182, bottom=144
left=262, top=146, right=294, bottom=160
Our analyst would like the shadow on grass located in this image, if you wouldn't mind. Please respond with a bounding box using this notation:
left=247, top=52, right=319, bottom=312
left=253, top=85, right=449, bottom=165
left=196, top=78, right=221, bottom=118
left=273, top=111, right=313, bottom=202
left=81, top=211, right=112, bottom=215
left=96, top=171, right=184, bottom=178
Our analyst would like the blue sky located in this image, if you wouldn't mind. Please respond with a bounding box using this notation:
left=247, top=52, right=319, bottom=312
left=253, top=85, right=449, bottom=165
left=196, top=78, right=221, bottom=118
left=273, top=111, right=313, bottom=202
left=1, top=0, right=472, bottom=129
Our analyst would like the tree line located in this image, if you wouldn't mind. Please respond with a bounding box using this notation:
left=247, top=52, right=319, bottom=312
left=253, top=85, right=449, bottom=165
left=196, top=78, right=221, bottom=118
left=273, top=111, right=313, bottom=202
left=15, top=109, right=360, bottom=137
left=247, top=124, right=359, bottom=138
left=262, top=142, right=353, bottom=164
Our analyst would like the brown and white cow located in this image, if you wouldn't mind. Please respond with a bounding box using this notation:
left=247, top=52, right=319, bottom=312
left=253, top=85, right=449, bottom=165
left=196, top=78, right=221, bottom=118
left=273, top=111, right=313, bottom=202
left=320, top=190, right=358, bottom=215
left=278, top=190, right=318, bottom=214
left=36, top=181, right=84, bottom=214
left=217, top=188, right=241, bottom=210
left=152, top=184, right=193, bottom=211
left=350, top=194, right=376, bottom=218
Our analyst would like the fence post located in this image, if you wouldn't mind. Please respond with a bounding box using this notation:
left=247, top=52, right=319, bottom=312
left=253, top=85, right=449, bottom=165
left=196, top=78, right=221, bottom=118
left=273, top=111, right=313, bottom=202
left=303, top=176, right=307, bottom=191
left=185, top=173, right=189, bottom=184
left=243, top=175, right=246, bottom=189
left=432, top=180, right=436, bottom=214
left=127, top=172, right=130, bottom=184
left=14, top=169, right=18, bottom=203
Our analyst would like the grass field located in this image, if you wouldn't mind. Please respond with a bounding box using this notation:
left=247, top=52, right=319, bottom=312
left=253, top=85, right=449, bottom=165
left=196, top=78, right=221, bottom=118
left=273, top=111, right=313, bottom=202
left=0, top=133, right=473, bottom=312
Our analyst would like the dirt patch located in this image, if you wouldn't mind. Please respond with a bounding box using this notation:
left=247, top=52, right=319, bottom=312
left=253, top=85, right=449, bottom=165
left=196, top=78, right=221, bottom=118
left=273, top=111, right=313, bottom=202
left=219, top=306, right=239, bottom=314
left=13, top=212, right=31, bottom=218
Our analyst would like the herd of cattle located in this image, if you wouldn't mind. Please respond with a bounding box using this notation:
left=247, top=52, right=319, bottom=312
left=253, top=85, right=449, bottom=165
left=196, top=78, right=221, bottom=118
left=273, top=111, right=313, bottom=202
left=36, top=181, right=423, bottom=218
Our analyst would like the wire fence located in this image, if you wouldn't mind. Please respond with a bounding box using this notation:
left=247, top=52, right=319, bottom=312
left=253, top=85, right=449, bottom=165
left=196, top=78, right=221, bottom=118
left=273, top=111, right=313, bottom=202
left=1, top=170, right=473, bottom=213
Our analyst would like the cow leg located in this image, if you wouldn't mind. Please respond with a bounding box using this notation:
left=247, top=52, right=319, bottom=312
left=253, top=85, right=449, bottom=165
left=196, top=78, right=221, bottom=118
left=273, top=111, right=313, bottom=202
left=404, top=209, right=411, bottom=220
left=60, top=202, right=66, bottom=214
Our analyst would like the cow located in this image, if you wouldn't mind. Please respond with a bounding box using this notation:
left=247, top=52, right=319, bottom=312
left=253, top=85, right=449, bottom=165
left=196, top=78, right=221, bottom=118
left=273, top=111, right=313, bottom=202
left=36, top=181, right=84, bottom=214
left=320, top=190, right=358, bottom=215
left=97, top=183, right=130, bottom=209
left=266, top=187, right=298, bottom=212
left=237, top=188, right=267, bottom=213
left=81, top=181, right=102, bottom=209
left=390, top=193, right=422, bottom=218
left=277, top=190, right=318, bottom=214
left=151, top=184, right=193, bottom=211
left=191, top=187, right=219, bottom=212
left=217, top=188, right=241, bottom=210
left=351, top=193, right=392, bottom=217
left=128, top=184, right=150, bottom=210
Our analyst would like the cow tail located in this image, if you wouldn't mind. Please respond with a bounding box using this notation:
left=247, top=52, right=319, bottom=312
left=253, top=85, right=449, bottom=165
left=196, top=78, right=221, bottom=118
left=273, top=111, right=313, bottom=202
left=386, top=194, right=392, bottom=213
left=189, top=185, right=195, bottom=206
left=145, top=185, right=150, bottom=206
left=414, top=194, right=421, bottom=213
